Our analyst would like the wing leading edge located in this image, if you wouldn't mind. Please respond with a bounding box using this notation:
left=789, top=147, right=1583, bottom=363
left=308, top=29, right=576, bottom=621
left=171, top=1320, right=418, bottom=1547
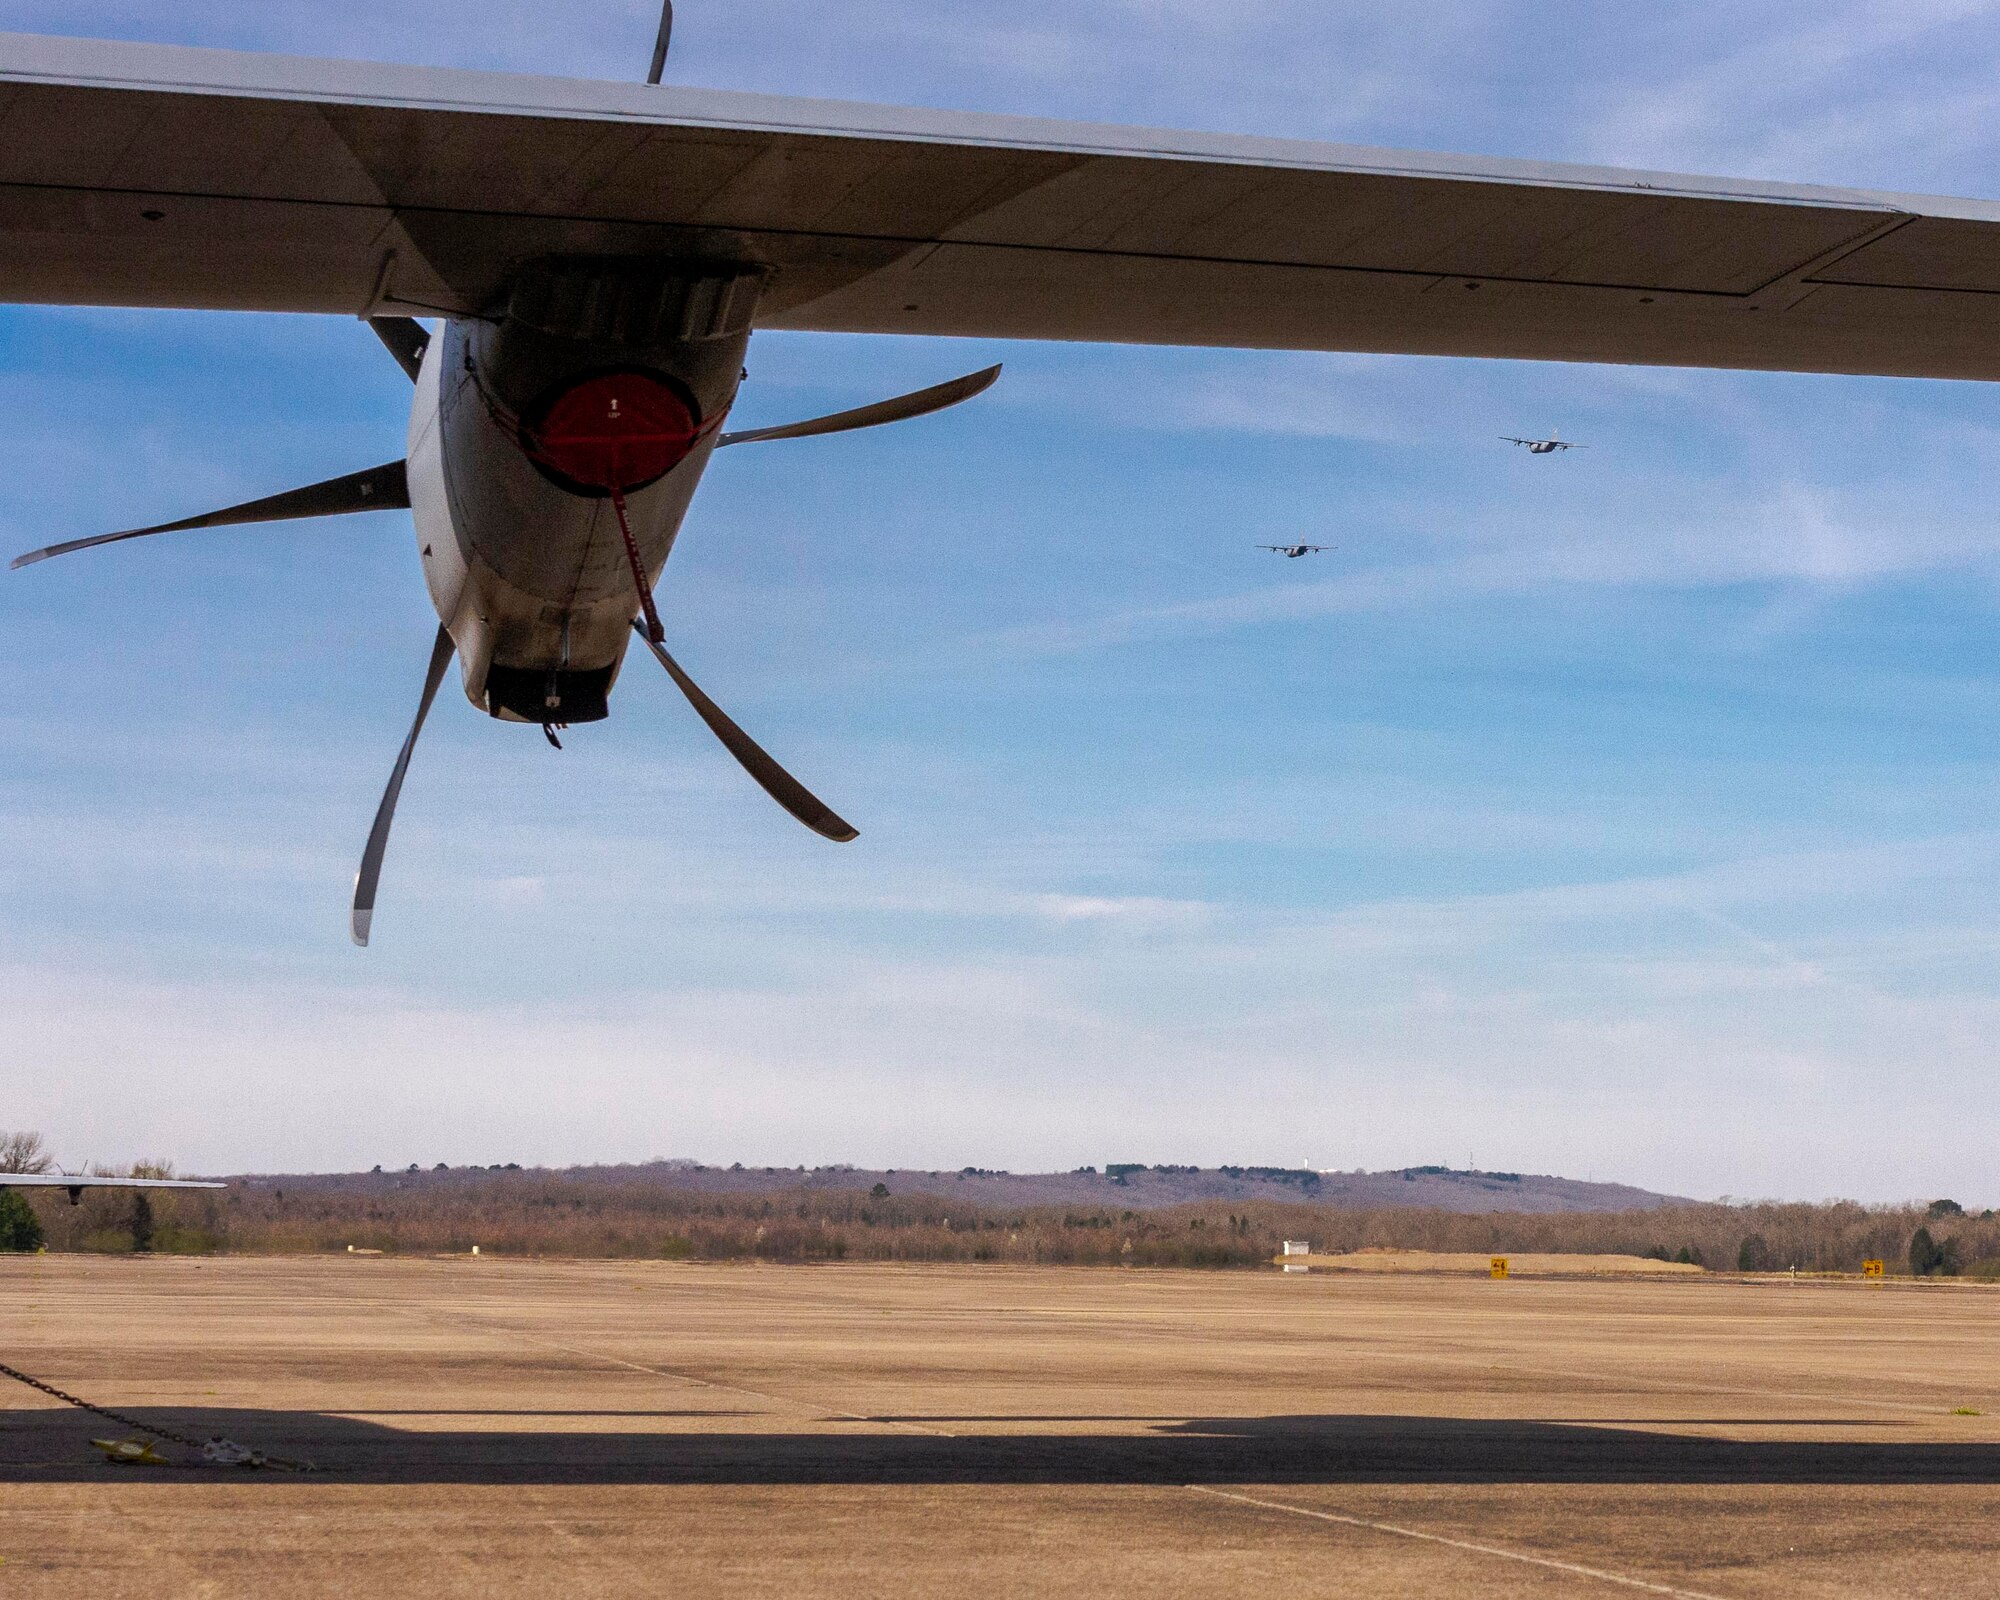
left=7, top=32, right=2000, bottom=377
left=1, top=1175, right=226, bottom=1193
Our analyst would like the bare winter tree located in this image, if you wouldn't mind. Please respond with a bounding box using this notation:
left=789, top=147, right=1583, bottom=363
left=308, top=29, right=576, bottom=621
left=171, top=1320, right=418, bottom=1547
left=0, top=1130, right=52, bottom=1174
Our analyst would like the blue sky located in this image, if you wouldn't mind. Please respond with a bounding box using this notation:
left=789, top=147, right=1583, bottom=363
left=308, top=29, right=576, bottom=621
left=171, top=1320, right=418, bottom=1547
left=5, top=1, right=2000, bottom=1200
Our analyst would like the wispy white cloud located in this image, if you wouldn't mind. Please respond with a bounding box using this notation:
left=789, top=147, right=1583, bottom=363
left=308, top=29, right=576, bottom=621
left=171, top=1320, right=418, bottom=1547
left=6, top=2, right=2000, bottom=1202
left=1030, top=891, right=1209, bottom=925
left=1575, top=0, right=2000, bottom=187
left=10, top=817, right=2000, bottom=1198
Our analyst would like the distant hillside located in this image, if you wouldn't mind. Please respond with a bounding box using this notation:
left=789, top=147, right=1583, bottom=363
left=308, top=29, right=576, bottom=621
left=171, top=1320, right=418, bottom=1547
left=32, top=1158, right=1987, bottom=1272
left=243, top=1160, right=1686, bottom=1214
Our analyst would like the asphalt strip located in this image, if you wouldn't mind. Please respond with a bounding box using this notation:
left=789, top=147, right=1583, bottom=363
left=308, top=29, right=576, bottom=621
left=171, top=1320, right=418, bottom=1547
left=1184, top=1486, right=1735, bottom=1600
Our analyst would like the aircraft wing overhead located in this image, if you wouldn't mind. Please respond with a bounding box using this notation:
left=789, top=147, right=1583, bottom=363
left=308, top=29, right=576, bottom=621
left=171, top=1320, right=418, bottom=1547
left=10, top=31, right=2000, bottom=378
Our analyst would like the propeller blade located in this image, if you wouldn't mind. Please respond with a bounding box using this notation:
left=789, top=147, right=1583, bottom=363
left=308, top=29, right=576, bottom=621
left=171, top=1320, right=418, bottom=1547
left=369, top=317, right=431, bottom=381
left=718, top=364, right=1000, bottom=448
left=632, top=622, right=858, bottom=842
left=12, top=460, right=409, bottom=570
left=647, top=0, right=673, bottom=82
left=351, top=625, right=456, bottom=947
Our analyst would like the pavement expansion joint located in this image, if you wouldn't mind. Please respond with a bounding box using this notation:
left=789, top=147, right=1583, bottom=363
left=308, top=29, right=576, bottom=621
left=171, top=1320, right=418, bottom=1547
left=1185, top=1486, right=1737, bottom=1600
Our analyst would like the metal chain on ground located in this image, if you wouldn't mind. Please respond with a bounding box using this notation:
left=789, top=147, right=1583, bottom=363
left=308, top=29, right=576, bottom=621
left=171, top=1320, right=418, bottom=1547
left=0, top=1356, right=325, bottom=1471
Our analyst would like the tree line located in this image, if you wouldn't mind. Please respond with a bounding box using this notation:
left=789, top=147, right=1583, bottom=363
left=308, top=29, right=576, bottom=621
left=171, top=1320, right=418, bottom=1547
left=2, top=1141, right=1993, bottom=1277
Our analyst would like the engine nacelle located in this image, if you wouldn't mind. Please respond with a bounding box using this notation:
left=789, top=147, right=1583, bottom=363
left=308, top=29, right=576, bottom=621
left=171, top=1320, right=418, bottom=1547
left=406, top=258, right=762, bottom=722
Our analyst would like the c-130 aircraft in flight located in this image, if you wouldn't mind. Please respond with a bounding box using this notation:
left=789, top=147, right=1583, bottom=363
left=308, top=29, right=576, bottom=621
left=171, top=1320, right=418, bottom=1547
left=1503, top=431, right=1585, bottom=454
left=8, top=4, right=2000, bottom=941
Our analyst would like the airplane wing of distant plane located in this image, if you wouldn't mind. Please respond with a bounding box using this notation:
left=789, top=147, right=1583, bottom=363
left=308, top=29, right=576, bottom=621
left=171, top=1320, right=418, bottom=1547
left=1, top=1174, right=226, bottom=1200
left=7, top=35, right=2000, bottom=380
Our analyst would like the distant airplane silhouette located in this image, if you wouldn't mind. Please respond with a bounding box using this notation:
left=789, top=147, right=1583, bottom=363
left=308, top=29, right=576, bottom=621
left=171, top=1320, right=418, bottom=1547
left=1503, top=431, right=1584, bottom=454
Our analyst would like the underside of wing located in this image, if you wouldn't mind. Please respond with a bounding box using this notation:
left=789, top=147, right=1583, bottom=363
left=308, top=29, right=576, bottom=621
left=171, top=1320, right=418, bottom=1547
left=8, top=32, right=2000, bottom=378
left=0, top=1175, right=226, bottom=1191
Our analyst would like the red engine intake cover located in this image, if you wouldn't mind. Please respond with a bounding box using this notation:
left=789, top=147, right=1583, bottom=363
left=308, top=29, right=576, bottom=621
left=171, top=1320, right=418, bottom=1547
left=520, top=369, right=700, bottom=495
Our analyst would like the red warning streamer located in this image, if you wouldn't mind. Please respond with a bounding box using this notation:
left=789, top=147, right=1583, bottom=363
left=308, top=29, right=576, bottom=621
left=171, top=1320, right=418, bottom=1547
left=610, top=488, right=665, bottom=644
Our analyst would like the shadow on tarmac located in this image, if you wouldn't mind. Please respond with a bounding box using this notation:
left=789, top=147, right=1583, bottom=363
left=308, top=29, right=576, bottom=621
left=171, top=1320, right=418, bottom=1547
left=3, top=1408, right=1998, bottom=1485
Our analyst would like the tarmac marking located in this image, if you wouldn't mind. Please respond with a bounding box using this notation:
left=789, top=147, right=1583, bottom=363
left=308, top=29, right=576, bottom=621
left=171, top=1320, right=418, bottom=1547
left=584, top=1281, right=1988, bottom=1419
left=1186, top=1486, right=1734, bottom=1599
left=498, top=1328, right=952, bottom=1440
left=1229, top=1325, right=1977, bottom=1420
left=495, top=1328, right=957, bottom=1437
left=1437, top=1354, right=1968, bottom=1419
left=363, top=1301, right=957, bottom=1439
